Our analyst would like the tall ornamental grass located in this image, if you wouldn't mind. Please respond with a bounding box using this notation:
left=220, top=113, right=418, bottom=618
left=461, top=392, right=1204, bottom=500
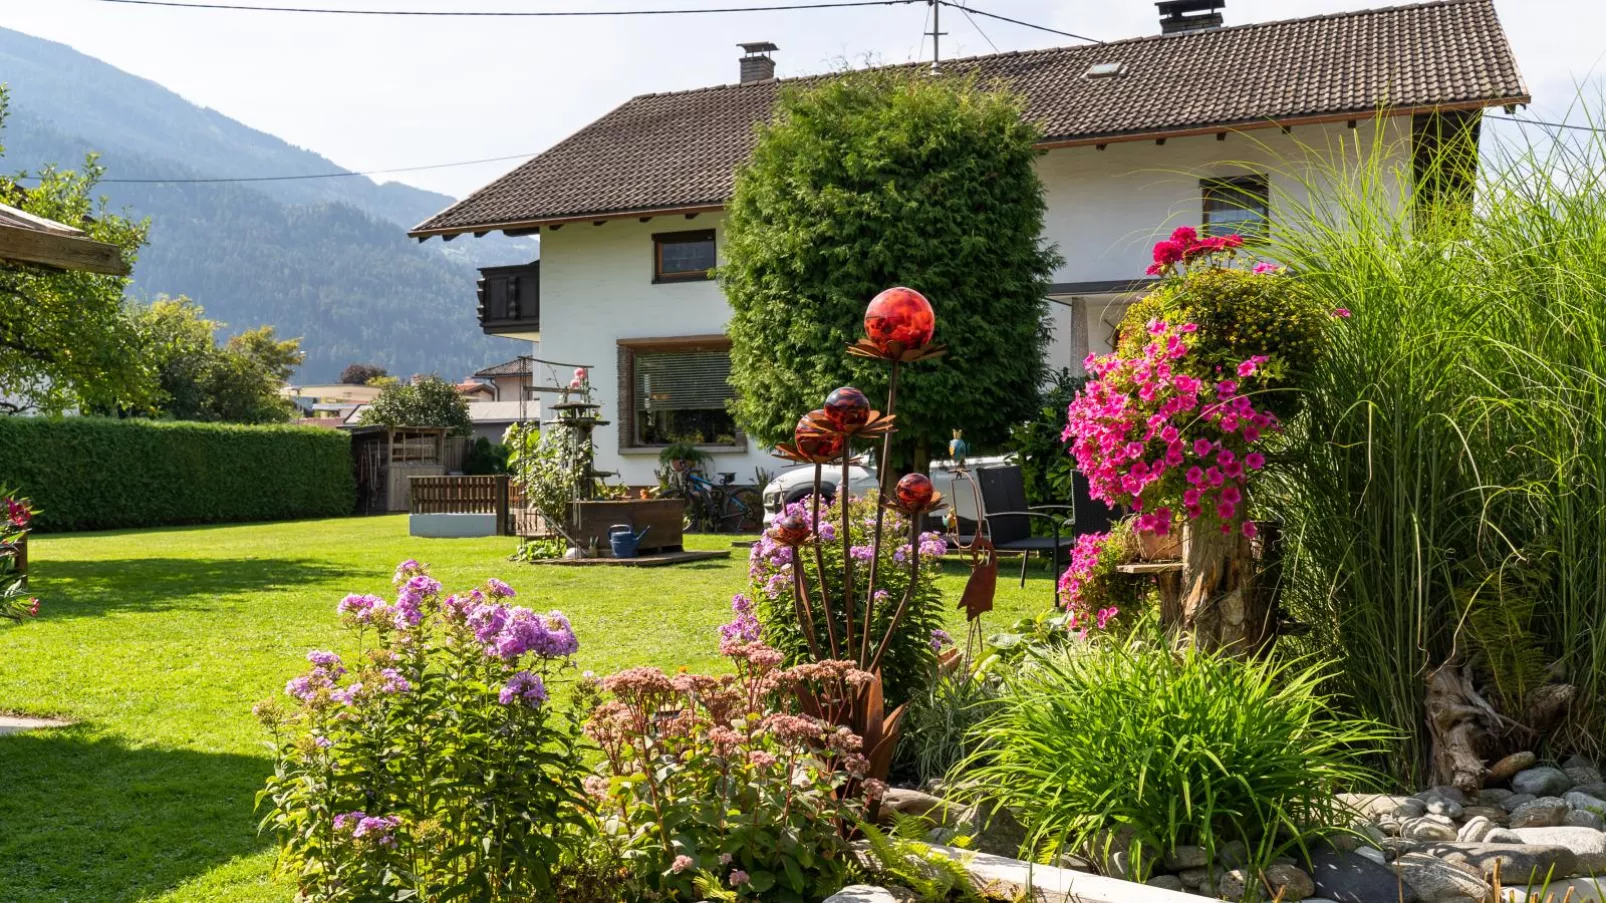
left=958, top=643, right=1388, bottom=884
left=1261, top=114, right=1606, bottom=780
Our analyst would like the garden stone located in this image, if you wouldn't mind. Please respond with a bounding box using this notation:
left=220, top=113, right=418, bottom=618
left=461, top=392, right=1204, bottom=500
left=1165, top=845, right=1210, bottom=870
left=1568, top=767, right=1605, bottom=788
left=1218, top=839, right=1250, bottom=869
left=822, top=886, right=902, bottom=903
left=1508, top=797, right=1570, bottom=829
left=1485, top=829, right=1524, bottom=843
left=1510, top=827, right=1606, bottom=873
left=1264, top=864, right=1318, bottom=901
left=1418, top=786, right=1470, bottom=807
left=1050, top=853, right=1095, bottom=872
left=1402, top=815, right=1460, bottom=841
left=1574, top=783, right=1606, bottom=801
left=1427, top=798, right=1465, bottom=819
left=1393, top=852, right=1494, bottom=903
left=1382, top=838, right=1422, bottom=859
left=1177, top=867, right=1209, bottom=887
left=878, top=788, right=962, bottom=827
left=1477, top=788, right=1514, bottom=806
left=1355, top=846, right=1389, bottom=866
left=1488, top=752, right=1537, bottom=783
left=1564, top=755, right=1598, bottom=772
left=1567, top=810, right=1606, bottom=831
left=1308, top=847, right=1420, bottom=903
left=1457, top=816, right=1497, bottom=843
left=1340, top=793, right=1428, bottom=820
left=1460, top=806, right=1508, bottom=823
left=1501, top=794, right=1538, bottom=813
left=1146, top=875, right=1185, bottom=892
left=1513, top=767, right=1573, bottom=798
left=1567, top=791, right=1606, bottom=816
left=1414, top=841, right=1577, bottom=884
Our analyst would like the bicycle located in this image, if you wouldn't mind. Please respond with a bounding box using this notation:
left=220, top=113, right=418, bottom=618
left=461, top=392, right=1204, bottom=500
left=664, top=467, right=762, bottom=533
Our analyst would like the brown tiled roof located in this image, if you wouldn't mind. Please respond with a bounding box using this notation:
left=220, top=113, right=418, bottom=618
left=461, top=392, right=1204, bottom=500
left=412, top=0, right=1526, bottom=237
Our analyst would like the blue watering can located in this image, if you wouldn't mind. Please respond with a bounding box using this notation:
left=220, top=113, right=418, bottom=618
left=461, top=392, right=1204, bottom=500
left=608, top=524, right=650, bottom=558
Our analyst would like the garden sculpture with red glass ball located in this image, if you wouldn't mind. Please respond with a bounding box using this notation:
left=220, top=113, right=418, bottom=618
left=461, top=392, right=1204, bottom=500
left=823, top=386, right=872, bottom=431
left=864, top=286, right=936, bottom=353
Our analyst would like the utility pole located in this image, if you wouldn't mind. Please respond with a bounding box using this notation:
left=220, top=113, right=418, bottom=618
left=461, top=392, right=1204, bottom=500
left=927, top=0, right=946, bottom=72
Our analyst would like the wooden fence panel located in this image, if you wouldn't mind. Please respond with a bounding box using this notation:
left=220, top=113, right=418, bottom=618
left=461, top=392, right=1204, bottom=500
left=409, top=475, right=513, bottom=534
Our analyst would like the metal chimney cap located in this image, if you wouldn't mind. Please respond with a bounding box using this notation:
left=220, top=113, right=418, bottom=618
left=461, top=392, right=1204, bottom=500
left=739, top=41, right=779, bottom=56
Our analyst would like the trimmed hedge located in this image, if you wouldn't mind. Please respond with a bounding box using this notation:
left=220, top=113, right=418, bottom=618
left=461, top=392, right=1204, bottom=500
left=0, top=417, right=355, bottom=532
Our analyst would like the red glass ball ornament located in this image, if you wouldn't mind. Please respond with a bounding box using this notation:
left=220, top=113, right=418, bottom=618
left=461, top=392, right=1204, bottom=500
left=769, top=513, right=813, bottom=546
left=823, top=387, right=871, bottom=431
left=864, top=286, right=935, bottom=352
left=895, top=472, right=935, bottom=511
left=794, top=412, right=846, bottom=461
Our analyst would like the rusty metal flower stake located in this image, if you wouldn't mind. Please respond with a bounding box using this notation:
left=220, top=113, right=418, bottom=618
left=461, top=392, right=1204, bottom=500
left=765, top=286, right=948, bottom=782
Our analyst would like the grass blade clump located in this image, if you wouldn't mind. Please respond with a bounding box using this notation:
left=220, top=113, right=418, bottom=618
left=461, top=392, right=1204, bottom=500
left=958, top=642, right=1389, bottom=889
left=1256, top=107, right=1606, bottom=777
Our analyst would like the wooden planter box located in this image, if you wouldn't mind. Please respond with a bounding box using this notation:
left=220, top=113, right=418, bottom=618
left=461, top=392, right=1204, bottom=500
left=571, top=499, right=684, bottom=557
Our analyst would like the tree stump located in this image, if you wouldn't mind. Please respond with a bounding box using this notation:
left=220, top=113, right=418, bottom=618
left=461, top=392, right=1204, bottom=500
left=1177, top=525, right=1272, bottom=656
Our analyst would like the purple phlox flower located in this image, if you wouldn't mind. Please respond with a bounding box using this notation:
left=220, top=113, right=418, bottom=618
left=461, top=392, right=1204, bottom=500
left=333, top=811, right=365, bottom=831
left=467, top=602, right=509, bottom=645
left=313, top=735, right=333, bottom=749
left=337, top=594, right=383, bottom=622
left=849, top=545, right=874, bottom=562
left=306, top=650, right=345, bottom=674
left=817, top=522, right=837, bottom=542
left=918, top=532, right=948, bottom=558
left=498, top=670, right=548, bottom=707
left=352, top=815, right=401, bottom=847
left=392, top=559, right=424, bottom=586
left=377, top=668, right=411, bottom=694
left=930, top=628, right=953, bottom=652
left=485, top=577, right=516, bottom=598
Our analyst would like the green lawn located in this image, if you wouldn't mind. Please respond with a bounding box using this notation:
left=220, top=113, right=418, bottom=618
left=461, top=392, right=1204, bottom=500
left=0, top=514, right=1055, bottom=902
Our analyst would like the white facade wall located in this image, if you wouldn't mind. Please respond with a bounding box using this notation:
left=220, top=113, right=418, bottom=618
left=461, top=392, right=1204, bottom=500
left=522, top=118, right=1414, bottom=486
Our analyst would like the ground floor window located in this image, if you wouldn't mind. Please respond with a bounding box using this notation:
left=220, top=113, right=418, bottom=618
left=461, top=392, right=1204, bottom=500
left=617, top=337, right=740, bottom=448
left=1202, top=174, right=1269, bottom=239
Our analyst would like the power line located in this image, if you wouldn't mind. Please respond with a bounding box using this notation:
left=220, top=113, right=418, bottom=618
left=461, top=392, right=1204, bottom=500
left=954, top=1, right=998, bottom=54
left=19, top=150, right=542, bottom=185
left=942, top=2, right=1100, bottom=43
left=89, top=0, right=911, bottom=15
left=1488, top=114, right=1606, bottom=134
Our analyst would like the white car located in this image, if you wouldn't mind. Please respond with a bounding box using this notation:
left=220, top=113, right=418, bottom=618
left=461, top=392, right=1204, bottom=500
left=760, top=454, right=1012, bottom=525
left=761, top=460, right=877, bottom=525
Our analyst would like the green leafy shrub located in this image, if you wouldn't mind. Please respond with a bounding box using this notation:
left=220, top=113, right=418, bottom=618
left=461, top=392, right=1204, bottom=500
left=0, top=416, right=353, bottom=531
left=744, top=493, right=947, bottom=706
left=1120, top=263, right=1328, bottom=420
left=858, top=814, right=980, bottom=902
left=958, top=643, right=1390, bottom=888
left=463, top=436, right=509, bottom=475
left=893, top=659, right=1002, bottom=789
left=584, top=642, right=876, bottom=902
left=719, top=68, right=1060, bottom=468
left=1009, top=367, right=1084, bottom=517
left=257, top=561, right=592, bottom=902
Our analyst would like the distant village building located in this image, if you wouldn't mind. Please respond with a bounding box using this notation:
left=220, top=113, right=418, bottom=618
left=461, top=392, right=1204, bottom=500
left=412, top=0, right=1527, bottom=486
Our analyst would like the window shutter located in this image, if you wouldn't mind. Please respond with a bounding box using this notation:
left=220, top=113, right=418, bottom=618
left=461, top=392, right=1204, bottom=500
left=635, top=350, right=733, bottom=412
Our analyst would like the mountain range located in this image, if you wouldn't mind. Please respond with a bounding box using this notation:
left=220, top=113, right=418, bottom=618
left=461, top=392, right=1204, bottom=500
left=0, top=26, right=536, bottom=382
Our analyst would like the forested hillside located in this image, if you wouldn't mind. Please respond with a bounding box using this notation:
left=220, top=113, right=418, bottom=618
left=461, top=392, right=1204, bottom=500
left=0, top=26, right=535, bottom=380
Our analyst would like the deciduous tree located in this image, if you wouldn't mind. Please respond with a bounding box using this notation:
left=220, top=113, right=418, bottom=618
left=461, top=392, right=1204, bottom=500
left=358, top=375, right=471, bottom=436
left=0, top=89, right=150, bottom=414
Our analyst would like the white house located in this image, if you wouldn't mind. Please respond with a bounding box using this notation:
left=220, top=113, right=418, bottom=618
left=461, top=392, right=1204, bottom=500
left=411, top=0, right=1526, bottom=487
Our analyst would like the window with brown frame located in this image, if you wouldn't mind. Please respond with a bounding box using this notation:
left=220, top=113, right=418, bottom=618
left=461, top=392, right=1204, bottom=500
left=616, top=337, right=741, bottom=449
left=652, top=229, right=716, bottom=283
left=1201, top=175, right=1270, bottom=239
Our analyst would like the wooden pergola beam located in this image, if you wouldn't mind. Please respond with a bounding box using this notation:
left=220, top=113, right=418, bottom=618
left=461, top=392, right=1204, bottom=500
left=0, top=221, right=129, bottom=276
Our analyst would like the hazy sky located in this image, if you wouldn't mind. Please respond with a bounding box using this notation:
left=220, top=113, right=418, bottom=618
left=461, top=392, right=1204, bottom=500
left=2, top=0, right=1599, bottom=199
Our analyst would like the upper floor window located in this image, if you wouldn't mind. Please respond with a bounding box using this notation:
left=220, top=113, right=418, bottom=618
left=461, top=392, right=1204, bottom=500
left=653, top=229, right=716, bottom=283
left=1202, top=176, right=1269, bottom=239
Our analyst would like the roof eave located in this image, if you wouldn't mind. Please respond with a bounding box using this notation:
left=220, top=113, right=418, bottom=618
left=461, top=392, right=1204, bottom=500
left=411, top=95, right=1531, bottom=242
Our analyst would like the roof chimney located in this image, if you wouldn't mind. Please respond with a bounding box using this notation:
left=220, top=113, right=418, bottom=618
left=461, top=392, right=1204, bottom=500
left=1156, top=0, right=1223, bottom=34
left=739, top=42, right=778, bottom=84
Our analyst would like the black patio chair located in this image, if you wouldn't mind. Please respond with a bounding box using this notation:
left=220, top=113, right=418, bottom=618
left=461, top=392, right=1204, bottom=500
left=951, top=464, right=1080, bottom=597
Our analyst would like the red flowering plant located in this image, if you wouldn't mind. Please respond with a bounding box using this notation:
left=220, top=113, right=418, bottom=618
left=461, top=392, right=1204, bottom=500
left=584, top=642, right=878, bottom=902
left=1064, top=227, right=1329, bottom=543
left=1, top=490, right=38, bottom=623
